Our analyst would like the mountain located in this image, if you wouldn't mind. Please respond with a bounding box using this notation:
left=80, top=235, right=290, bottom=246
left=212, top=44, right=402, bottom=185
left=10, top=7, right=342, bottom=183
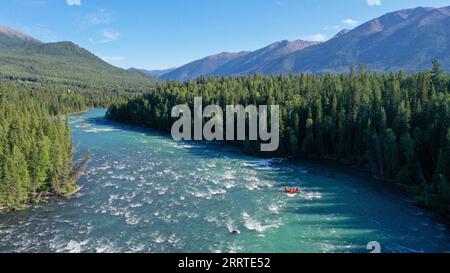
left=0, top=25, right=159, bottom=90
left=0, top=25, right=41, bottom=48
left=331, top=29, right=351, bottom=39
left=160, top=40, right=318, bottom=80
left=161, top=51, right=250, bottom=81
left=265, top=6, right=450, bottom=73
left=213, top=40, right=319, bottom=76
left=159, top=6, right=450, bottom=80
left=128, top=67, right=177, bottom=78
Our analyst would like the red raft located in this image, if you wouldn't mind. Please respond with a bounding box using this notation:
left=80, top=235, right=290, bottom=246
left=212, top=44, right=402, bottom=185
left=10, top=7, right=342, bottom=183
left=284, top=188, right=301, bottom=194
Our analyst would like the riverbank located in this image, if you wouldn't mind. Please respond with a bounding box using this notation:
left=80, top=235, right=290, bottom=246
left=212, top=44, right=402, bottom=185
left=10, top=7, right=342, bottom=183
left=104, top=115, right=450, bottom=227
left=1, top=108, right=448, bottom=253
left=70, top=110, right=89, bottom=116
left=64, top=151, right=91, bottom=197
left=0, top=151, right=90, bottom=214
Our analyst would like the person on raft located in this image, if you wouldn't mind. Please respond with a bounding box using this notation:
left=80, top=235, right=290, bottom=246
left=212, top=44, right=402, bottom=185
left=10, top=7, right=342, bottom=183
left=284, top=188, right=301, bottom=194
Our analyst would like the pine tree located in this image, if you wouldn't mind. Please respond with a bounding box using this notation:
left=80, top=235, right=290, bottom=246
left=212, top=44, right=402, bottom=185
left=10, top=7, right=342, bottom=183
left=104, top=64, right=449, bottom=217
left=3, top=147, right=30, bottom=209
left=28, top=132, right=51, bottom=196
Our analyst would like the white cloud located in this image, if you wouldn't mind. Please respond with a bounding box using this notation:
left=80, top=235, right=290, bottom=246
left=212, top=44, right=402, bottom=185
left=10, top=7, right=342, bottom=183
left=342, top=19, right=358, bottom=26
left=100, top=30, right=121, bottom=43
left=87, top=9, right=112, bottom=25
left=302, top=34, right=327, bottom=42
left=101, top=56, right=125, bottom=62
left=89, top=29, right=122, bottom=44
left=66, top=0, right=81, bottom=6
left=367, top=0, right=381, bottom=6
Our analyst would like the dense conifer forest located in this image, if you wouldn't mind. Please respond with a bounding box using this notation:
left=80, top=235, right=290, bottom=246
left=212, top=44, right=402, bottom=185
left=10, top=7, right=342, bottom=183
left=0, top=84, right=70, bottom=209
left=0, top=79, right=142, bottom=210
left=107, top=62, right=450, bottom=218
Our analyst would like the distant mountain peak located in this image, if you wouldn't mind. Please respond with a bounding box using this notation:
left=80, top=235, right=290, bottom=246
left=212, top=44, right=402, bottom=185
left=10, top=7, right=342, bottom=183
left=161, top=38, right=323, bottom=80
left=160, top=39, right=321, bottom=80
left=27, top=41, right=100, bottom=61
left=161, top=51, right=252, bottom=81
left=0, top=24, right=159, bottom=88
left=332, top=29, right=351, bottom=39
left=392, top=6, right=436, bottom=17
left=350, top=6, right=450, bottom=37
left=265, top=5, right=450, bottom=74
left=128, top=67, right=177, bottom=78
left=267, top=39, right=319, bottom=50
left=205, top=51, right=249, bottom=60
left=0, top=25, right=41, bottom=43
left=0, top=24, right=42, bottom=49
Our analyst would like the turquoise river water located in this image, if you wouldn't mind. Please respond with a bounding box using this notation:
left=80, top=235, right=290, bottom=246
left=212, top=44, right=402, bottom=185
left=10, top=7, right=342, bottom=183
left=0, top=109, right=449, bottom=253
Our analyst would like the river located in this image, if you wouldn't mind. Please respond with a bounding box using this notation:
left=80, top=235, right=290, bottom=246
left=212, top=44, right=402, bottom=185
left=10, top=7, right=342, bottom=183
left=0, top=109, right=449, bottom=253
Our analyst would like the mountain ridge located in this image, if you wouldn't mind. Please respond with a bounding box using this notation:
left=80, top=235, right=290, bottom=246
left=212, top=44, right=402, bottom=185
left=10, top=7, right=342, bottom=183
left=0, top=27, right=159, bottom=90
left=0, top=25, right=42, bottom=48
left=129, top=67, right=177, bottom=78
left=160, top=51, right=250, bottom=81
left=213, top=39, right=319, bottom=77
left=265, top=6, right=450, bottom=74
left=155, top=6, right=450, bottom=80
left=161, top=39, right=319, bottom=80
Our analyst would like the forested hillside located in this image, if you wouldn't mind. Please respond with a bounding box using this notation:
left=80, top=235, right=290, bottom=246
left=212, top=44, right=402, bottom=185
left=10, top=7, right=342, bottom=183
left=107, top=62, right=450, bottom=218
left=0, top=25, right=159, bottom=93
left=0, top=42, right=159, bottom=92
left=0, top=82, right=77, bottom=210
left=0, top=25, right=156, bottom=211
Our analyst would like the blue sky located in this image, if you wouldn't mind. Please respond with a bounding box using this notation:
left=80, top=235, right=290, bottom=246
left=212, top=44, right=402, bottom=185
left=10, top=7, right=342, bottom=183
left=1, top=0, right=449, bottom=70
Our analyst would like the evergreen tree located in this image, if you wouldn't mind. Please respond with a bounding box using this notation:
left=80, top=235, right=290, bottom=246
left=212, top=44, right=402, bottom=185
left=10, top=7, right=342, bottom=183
left=106, top=62, right=450, bottom=217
